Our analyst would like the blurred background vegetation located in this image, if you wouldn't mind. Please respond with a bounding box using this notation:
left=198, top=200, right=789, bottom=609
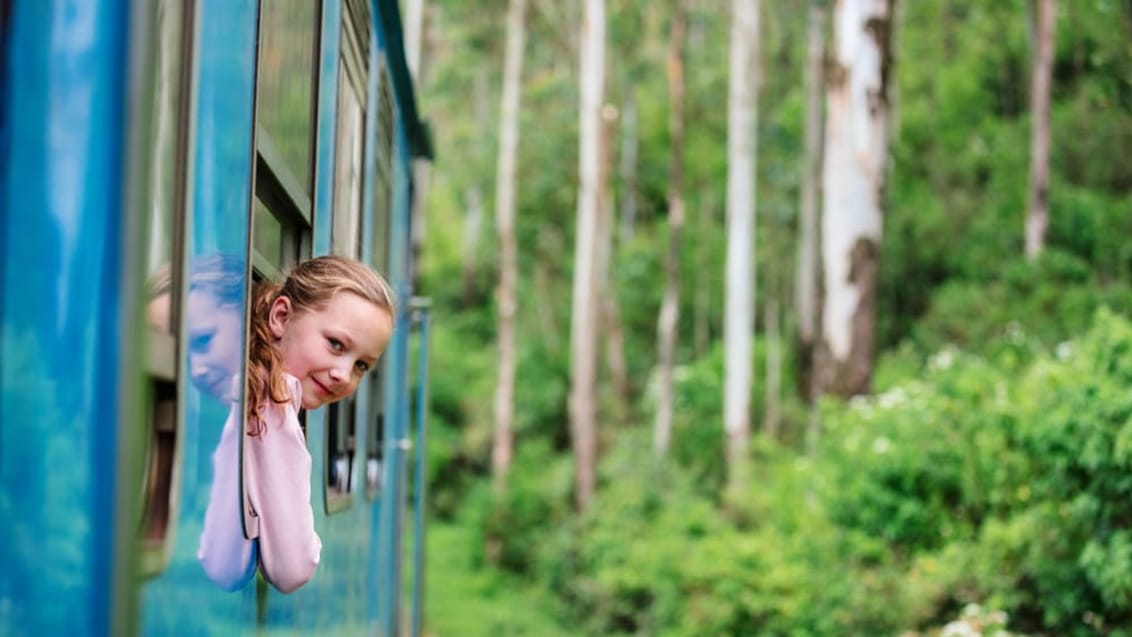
left=408, top=0, right=1132, bottom=634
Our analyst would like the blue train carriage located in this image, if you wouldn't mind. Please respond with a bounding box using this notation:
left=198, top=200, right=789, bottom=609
left=0, top=0, right=433, bottom=635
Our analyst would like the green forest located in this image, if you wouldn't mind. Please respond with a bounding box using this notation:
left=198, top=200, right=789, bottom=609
left=409, top=0, right=1132, bottom=635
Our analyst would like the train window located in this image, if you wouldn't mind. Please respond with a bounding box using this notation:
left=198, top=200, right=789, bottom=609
left=140, top=0, right=194, bottom=576
left=251, top=0, right=318, bottom=279
left=245, top=0, right=319, bottom=537
left=253, top=198, right=284, bottom=273
left=325, top=0, right=371, bottom=513
left=365, top=61, right=395, bottom=500
left=255, top=0, right=318, bottom=192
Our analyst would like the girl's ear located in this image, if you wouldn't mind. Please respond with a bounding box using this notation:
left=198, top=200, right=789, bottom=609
left=268, top=296, right=293, bottom=339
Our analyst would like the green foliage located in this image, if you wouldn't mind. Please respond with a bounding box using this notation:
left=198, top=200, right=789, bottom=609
left=912, top=249, right=1132, bottom=363
left=416, top=0, right=1132, bottom=634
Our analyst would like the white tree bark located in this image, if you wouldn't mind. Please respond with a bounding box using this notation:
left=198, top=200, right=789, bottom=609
left=1025, top=0, right=1054, bottom=260
left=569, top=0, right=605, bottom=512
left=819, top=0, right=894, bottom=396
left=404, top=0, right=425, bottom=81
left=724, top=0, right=759, bottom=494
left=492, top=0, right=526, bottom=494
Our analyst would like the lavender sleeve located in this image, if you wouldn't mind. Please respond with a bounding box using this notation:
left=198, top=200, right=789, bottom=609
left=197, top=404, right=258, bottom=591
left=246, top=374, right=322, bottom=593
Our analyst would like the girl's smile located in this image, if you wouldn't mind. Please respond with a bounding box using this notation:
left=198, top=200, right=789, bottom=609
left=269, top=291, right=394, bottom=410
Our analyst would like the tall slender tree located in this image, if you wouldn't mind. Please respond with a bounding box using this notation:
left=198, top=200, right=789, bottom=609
left=1025, top=0, right=1054, bottom=260
left=795, top=0, right=826, bottom=403
left=491, top=0, right=526, bottom=494
left=818, top=0, right=896, bottom=397
left=570, top=0, right=606, bottom=512
left=655, top=0, right=690, bottom=457
left=723, top=0, right=759, bottom=497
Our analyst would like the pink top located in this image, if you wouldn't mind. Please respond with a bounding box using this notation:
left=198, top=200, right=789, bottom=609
left=198, top=373, right=322, bottom=593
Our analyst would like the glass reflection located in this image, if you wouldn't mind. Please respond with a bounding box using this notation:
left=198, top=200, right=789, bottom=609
left=146, top=255, right=255, bottom=590
left=256, top=0, right=318, bottom=190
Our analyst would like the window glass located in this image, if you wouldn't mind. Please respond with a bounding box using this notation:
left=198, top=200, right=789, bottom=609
left=140, top=0, right=193, bottom=576
left=326, top=396, right=357, bottom=496
left=252, top=197, right=284, bottom=268
left=364, top=368, right=384, bottom=495
left=371, top=62, right=394, bottom=271
left=255, top=0, right=318, bottom=192
left=331, top=56, right=365, bottom=258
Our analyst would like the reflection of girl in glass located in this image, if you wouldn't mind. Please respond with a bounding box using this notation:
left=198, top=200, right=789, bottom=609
left=199, top=255, right=395, bottom=593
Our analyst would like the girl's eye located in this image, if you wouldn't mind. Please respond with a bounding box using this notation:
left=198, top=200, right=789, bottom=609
left=354, top=361, right=369, bottom=373
left=327, top=337, right=344, bottom=353
left=190, top=330, right=215, bottom=353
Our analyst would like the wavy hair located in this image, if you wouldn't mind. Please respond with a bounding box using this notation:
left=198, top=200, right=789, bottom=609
left=246, top=255, right=396, bottom=434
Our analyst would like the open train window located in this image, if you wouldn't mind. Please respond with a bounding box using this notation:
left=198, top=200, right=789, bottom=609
left=251, top=0, right=319, bottom=277
left=325, top=0, right=371, bottom=513
left=139, top=0, right=195, bottom=577
left=365, top=59, right=395, bottom=500
left=245, top=0, right=320, bottom=534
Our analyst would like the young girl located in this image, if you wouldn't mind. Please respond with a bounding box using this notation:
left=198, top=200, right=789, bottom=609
left=198, top=255, right=396, bottom=593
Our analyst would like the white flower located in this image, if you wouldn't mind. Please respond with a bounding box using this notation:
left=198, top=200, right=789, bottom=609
left=1055, top=341, right=1072, bottom=361
left=872, top=437, right=891, bottom=454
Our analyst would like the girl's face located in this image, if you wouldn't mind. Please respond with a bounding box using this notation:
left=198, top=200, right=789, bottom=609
left=186, top=289, right=244, bottom=402
left=269, top=291, right=393, bottom=410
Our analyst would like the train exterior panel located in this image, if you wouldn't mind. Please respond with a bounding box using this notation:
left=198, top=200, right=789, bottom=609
left=0, top=1, right=432, bottom=635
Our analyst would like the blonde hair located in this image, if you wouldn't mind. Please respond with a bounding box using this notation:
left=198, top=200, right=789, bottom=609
left=247, top=255, right=396, bottom=434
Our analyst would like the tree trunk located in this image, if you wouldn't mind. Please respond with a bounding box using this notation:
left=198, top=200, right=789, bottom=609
left=724, top=0, right=759, bottom=498
left=570, top=0, right=605, bottom=512
left=818, top=0, right=895, bottom=398
left=1025, top=0, right=1054, bottom=260
left=795, top=0, right=825, bottom=404
left=492, top=0, right=526, bottom=494
left=655, top=0, right=689, bottom=457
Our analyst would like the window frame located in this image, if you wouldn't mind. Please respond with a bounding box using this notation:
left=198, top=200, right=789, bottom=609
left=364, top=56, right=395, bottom=502
left=243, top=0, right=322, bottom=534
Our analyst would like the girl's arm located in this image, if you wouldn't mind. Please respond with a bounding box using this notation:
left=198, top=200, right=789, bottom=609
left=245, top=375, right=322, bottom=593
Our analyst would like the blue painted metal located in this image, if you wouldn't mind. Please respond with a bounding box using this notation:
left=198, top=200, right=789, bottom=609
left=0, top=1, right=135, bottom=635
left=377, top=101, right=414, bottom=637
left=362, top=5, right=384, bottom=631
left=312, top=0, right=342, bottom=258
left=410, top=306, right=432, bottom=637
